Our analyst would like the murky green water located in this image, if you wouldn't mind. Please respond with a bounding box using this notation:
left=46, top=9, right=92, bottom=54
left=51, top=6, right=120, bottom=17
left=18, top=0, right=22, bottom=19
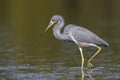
left=0, top=0, right=120, bottom=80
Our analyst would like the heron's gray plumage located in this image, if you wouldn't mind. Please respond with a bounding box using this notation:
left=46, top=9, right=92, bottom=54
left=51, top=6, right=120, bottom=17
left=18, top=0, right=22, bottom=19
left=52, top=15, right=109, bottom=47
left=64, top=24, right=109, bottom=47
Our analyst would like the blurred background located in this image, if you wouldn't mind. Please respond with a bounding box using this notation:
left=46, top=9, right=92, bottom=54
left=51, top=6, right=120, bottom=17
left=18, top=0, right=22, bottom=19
left=0, top=0, right=119, bottom=80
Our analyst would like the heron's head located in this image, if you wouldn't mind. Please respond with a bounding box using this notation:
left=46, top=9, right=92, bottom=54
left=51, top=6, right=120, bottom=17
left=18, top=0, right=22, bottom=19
left=44, top=15, right=64, bottom=33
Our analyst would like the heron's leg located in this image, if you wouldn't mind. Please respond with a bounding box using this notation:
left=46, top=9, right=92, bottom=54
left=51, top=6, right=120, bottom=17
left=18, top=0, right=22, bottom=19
left=69, top=32, right=85, bottom=79
left=79, top=48, right=84, bottom=69
left=79, top=47, right=85, bottom=79
left=87, top=45, right=102, bottom=70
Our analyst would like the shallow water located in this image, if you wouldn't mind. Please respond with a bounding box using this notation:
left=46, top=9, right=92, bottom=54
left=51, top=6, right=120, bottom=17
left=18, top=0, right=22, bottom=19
left=0, top=26, right=120, bottom=80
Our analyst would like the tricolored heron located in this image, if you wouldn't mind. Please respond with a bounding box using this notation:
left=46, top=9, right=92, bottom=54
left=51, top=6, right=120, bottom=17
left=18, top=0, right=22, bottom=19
left=44, top=15, right=109, bottom=78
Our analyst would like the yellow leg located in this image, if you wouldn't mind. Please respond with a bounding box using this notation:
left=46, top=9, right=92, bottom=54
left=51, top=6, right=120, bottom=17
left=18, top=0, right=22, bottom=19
left=69, top=32, right=85, bottom=79
left=87, top=45, right=102, bottom=71
left=79, top=48, right=85, bottom=79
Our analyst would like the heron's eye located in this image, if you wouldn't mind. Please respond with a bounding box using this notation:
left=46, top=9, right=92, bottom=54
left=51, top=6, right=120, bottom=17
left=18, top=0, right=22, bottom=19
left=51, top=19, right=56, bottom=22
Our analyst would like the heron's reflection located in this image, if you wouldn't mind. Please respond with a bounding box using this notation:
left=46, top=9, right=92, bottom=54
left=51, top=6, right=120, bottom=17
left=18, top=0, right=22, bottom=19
left=81, top=68, right=84, bottom=80
left=81, top=68, right=94, bottom=80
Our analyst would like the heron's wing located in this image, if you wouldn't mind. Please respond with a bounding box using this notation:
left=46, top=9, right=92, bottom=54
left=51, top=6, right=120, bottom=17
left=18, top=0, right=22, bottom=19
left=64, top=24, right=108, bottom=46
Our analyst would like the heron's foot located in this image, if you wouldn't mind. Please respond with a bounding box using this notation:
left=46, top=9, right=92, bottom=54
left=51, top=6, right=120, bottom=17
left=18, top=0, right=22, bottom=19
left=87, top=62, right=93, bottom=71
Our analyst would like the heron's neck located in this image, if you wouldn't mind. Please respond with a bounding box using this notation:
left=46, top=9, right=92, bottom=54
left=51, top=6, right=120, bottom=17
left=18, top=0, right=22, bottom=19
left=53, top=21, right=68, bottom=40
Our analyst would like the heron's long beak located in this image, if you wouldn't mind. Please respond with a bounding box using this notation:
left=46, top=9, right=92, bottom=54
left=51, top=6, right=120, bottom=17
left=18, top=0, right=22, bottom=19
left=44, top=21, right=55, bottom=33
